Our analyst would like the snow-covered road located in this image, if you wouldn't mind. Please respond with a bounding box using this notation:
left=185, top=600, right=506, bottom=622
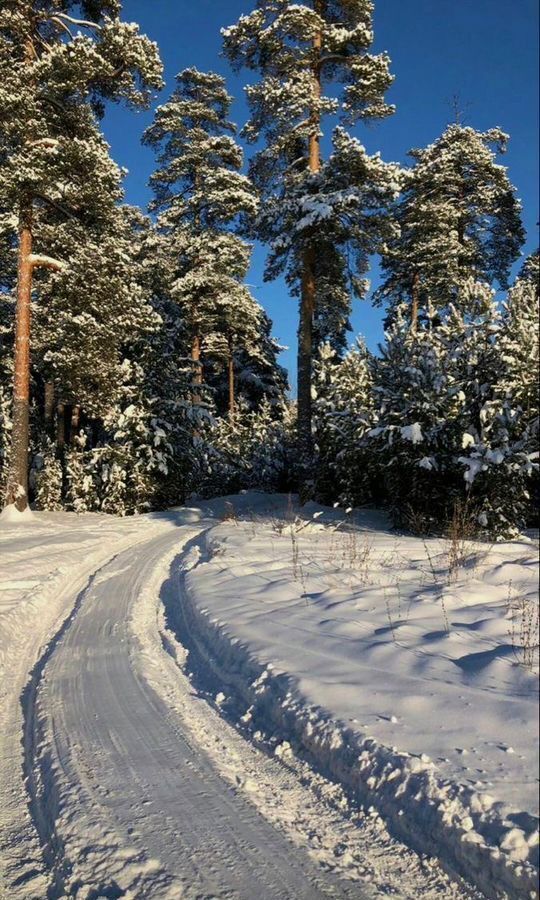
left=2, top=499, right=507, bottom=899
left=25, top=515, right=361, bottom=899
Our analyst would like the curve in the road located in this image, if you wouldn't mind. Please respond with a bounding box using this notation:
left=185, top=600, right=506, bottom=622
left=26, top=521, right=360, bottom=900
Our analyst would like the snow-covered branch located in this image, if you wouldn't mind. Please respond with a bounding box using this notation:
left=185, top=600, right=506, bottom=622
left=316, top=54, right=350, bottom=71
left=29, top=254, right=66, bottom=272
left=55, top=13, right=103, bottom=31
left=29, top=138, right=60, bottom=150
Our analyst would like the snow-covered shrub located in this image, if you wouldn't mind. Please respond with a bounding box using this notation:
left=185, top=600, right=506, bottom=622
left=33, top=442, right=63, bottom=511
left=65, top=400, right=192, bottom=517
left=443, top=281, right=537, bottom=537
left=498, top=270, right=539, bottom=525
left=369, top=304, right=465, bottom=531
left=201, top=401, right=295, bottom=497
left=313, top=341, right=375, bottom=507
left=368, top=282, right=538, bottom=537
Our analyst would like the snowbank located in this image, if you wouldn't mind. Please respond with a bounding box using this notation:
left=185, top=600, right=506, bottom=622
left=177, top=497, right=539, bottom=900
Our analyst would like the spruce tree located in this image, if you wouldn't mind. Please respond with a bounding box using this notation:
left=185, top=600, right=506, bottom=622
left=143, top=68, right=259, bottom=411
left=223, top=0, right=396, bottom=489
left=498, top=266, right=540, bottom=523
left=439, top=280, right=529, bottom=536
left=518, top=247, right=539, bottom=294
left=0, top=0, right=162, bottom=510
left=500, top=268, right=540, bottom=429
left=375, top=125, right=525, bottom=327
left=313, top=339, right=374, bottom=505
left=34, top=200, right=161, bottom=425
left=369, top=304, right=464, bottom=530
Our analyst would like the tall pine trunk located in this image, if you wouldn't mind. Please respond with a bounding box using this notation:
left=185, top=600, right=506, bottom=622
left=227, top=333, right=235, bottom=419
left=297, top=2, right=322, bottom=496
left=191, top=333, right=203, bottom=403
left=5, top=31, right=35, bottom=512
left=5, top=202, right=34, bottom=511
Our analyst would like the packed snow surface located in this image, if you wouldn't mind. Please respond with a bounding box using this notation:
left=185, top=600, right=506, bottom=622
left=180, top=495, right=539, bottom=898
left=0, top=494, right=537, bottom=900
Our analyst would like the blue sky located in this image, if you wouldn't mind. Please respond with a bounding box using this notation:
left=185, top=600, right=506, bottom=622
left=103, top=0, right=539, bottom=390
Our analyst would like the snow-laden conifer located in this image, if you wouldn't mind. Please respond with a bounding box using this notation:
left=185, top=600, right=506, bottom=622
left=144, top=68, right=260, bottom=415
left=369, top=305, right=463, bottom=530
left=223, top=0, right=396, bottom=488
left=518, top=248, right=539, bottom=293
left=313, top=339, right=374, bottom=506
left=497, top=266, right=540, bottom=524
left=375, top=126, right=525, bottom=327
left=440, top=280, right=534, bottom=536
left=204, top=307, right=289, bottom=419
left=0, top=0, right=163, bottom=510
left=62, top=210, right=198, bottom=515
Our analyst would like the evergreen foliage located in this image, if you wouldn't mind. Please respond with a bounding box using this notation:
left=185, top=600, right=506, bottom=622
left=0, top=0, right=163, bottom=509
left=0, top=2, right=535, bottom=538
left=320, top=279, right=539, bottom=537
left=223, top=0, right=396, bottom=481
left=202, top=400, right=296, bottom=497
left=375, top=126, right=525, bottom=326
left=143, top=67, right=261, bottom=408
left=313, top=340, right=374, bottom=506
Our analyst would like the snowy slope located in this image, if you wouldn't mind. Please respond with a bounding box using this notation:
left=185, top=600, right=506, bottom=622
left=178, top=495, right=539, bottom=899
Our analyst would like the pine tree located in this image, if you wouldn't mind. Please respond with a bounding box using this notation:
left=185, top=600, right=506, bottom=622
left=203, top=399, right=295, bottom=496
left=439, top=280, right=531, bottom=536
left=500, top=269, right=540, bottom=431
left=143, top=68, right=259, bottom=412
left=518, top=247, right=539, bottom=294
left=34, top=201, right=162, bottom=424
left=204, top=305, right=288, bottom=418
left=375, top=125, right=525, bottom=327
left=0, top=0, right=163, bottom=510
left=223, top=0, right=396, bottom=489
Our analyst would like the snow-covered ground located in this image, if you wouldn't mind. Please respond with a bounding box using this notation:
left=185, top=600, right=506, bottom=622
left=177, top=495, right=539, bottom=899
left=0, top=507, right=176, bottom=896
left=0, top=495, right=537, bottom=899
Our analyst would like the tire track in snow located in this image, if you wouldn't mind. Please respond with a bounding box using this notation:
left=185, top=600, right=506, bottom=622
left=20, top=554, right=125, bottom=898
left=24, top=516, right=360, bottom=899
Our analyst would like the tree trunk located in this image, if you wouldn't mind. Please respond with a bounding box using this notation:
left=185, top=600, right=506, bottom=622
left=297, top=2, right=323, bottom=496
left=191, top=333, right=203, bottom=405
left=298, top=247, right=316, bottom=475
left=44, top=381, right=55, bottom=433
left=70, top=405, right=81, bottom=443
left=411, top=270, right=420, bottom=331
left=5, top=202, right=33, bottom=511
left=57, top=402, right=66, bottom=450
left=227, top=334, right=235, bottom=420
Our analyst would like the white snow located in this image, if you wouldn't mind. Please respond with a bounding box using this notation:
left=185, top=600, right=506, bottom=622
left=400, top=422, right=424, bottom=443
left=0, top=508, right=177, bottom=896
left=0, top=503, right=34, bottom=523
left=178, top=495, right=539, bottom=899
left=0, top=495, right=537, bottom=900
